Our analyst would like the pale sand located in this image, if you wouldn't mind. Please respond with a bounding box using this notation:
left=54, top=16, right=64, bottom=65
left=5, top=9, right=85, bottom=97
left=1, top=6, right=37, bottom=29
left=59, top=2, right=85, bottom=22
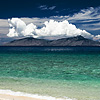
left=0, top=94, right=46, bottom=100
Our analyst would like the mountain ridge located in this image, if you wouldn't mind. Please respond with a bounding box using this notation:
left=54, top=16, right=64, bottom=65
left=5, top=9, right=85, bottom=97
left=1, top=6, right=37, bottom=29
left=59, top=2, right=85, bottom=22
left=3, top=35, right=100, bottom=46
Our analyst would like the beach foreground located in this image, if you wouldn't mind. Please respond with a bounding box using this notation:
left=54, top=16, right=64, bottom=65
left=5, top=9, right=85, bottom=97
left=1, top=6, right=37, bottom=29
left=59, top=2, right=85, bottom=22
left=0, top=90, right=73, bottom=100
left=0, top=94, right=45, bottom=100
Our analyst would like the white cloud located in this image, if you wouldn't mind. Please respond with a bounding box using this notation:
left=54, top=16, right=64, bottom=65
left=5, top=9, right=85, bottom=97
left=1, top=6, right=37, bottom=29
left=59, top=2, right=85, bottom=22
left=67, top=7, right=100, bottom=21
left=38, top=5, right=56, bottom=10
left=21, top=17, right=50, bottom=27
left=1, top=6, right=100, bottom=41
left=49, top=6, right=56, bottom=10
left=67, top=7, right=100, bottom=32
left=38, top=5, right=48, bottom=10
left=50, top=7, right=100, bottom=32
left=7, top=18, right=38, bottom=38
left=7, top=18, right=93, bottom=40
left=93, top=35, right=100, bottom=41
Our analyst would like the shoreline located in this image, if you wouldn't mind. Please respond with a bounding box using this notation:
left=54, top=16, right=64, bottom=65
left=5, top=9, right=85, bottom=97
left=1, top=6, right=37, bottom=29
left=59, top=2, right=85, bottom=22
left=0, top=89, right=74, bottom=100
left=0, top=94, right=45, bottom=100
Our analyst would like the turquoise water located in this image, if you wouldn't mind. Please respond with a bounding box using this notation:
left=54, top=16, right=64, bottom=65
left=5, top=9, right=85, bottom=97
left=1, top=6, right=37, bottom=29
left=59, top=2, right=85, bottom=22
left=0, top=47, right=100, bottom=100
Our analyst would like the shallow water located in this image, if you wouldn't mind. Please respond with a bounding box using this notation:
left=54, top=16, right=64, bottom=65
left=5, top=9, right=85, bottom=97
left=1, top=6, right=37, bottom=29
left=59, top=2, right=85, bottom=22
left=0, top=46, right=100, bottom=100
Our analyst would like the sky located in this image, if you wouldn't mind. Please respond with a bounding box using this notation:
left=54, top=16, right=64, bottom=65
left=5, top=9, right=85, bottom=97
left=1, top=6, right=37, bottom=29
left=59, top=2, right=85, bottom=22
left=0, top=0, right=100, bottom=44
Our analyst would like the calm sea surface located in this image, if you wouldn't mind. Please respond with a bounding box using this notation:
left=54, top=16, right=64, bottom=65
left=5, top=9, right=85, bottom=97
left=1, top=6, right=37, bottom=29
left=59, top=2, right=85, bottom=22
left=0, top=46, right=100, bottom=100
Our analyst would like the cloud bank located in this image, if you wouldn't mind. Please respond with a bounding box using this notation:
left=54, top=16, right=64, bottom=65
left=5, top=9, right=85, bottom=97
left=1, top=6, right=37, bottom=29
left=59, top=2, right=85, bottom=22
left=7, top=18, right=94, bottom=40
left=51, top=6, right=100, bottom=35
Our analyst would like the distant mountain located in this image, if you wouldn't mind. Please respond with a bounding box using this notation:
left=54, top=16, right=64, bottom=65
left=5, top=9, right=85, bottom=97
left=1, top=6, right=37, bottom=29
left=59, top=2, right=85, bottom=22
left=3, top=36, right=100, bottom=46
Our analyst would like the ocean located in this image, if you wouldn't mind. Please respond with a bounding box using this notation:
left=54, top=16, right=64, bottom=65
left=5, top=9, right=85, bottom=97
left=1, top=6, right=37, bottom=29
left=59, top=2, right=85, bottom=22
left=0, top=46, right=100, bottom=100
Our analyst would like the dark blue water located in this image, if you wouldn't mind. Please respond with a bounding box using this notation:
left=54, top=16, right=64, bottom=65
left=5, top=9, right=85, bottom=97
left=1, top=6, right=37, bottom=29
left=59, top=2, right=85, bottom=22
left=1, top=46, right=100, bottom=52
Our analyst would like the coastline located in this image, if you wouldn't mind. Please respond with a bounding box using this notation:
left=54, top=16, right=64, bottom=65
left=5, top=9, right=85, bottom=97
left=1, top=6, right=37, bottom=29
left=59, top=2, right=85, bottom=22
left=0, top=89, right=74, bottom=100
left=0, top=94, right=45, bottom=100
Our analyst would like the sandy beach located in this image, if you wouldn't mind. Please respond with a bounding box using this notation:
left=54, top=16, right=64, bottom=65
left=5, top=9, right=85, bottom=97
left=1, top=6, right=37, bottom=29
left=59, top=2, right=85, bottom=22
left=0, top=94, right=46, bottom=100
left=0, top=90, right=72, bottom=100
left=0, top=94, right=72, bottom=100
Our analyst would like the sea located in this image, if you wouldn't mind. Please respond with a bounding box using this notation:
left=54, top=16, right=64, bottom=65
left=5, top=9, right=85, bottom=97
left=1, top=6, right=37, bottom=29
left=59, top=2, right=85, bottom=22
left=0, top=46, right=100, bottom=100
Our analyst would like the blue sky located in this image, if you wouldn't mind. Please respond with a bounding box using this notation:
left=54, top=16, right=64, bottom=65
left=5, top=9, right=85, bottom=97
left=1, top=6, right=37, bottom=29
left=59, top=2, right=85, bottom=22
left=0, top=0, right=100, bottom=44
left=0, top=0, right=100, bottom=18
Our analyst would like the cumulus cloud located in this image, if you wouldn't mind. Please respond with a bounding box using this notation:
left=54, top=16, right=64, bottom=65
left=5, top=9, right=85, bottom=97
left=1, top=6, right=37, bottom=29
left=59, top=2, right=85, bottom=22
left=7, top=18, right=38, bottom=38
left=35, top=20, right=93, bottom=39
left=7, top=18, right=94, bottom=40
left=4, top=7, right=100, bottom=38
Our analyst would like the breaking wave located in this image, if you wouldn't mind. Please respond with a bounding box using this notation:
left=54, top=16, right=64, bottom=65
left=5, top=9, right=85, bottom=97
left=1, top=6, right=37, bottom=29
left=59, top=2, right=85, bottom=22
left=0, top=89, right=76, bottom=100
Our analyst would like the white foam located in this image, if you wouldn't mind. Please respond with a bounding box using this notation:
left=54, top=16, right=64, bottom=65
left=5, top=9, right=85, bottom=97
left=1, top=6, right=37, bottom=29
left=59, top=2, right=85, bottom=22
left=0, top=89, right=76, bottom=100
